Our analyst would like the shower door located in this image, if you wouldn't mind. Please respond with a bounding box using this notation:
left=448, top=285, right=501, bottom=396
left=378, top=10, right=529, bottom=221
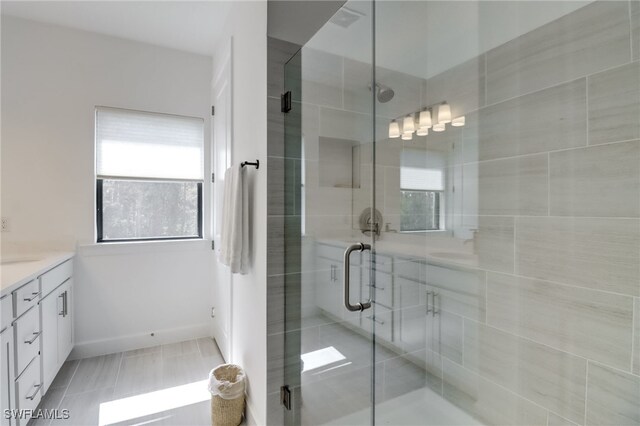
left=283, top=1, right=640, bottom=425
left=281, top=1, right=382, bottom=424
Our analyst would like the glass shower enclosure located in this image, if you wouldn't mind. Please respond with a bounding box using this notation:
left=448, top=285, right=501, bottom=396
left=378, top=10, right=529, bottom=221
left=282, top=1, right=640, bottom=425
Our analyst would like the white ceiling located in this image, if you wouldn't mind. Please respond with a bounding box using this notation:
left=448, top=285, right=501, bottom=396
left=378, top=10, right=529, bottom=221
left=1, top=1, right=233, bottom=57
left=307, top=0, right=593, bottom=80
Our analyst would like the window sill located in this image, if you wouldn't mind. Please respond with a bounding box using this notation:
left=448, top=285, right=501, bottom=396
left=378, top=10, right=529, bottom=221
left=78, top=238, right=211, bottom=257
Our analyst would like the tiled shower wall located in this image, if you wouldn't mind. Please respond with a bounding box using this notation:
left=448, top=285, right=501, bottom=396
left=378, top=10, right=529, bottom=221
left=266, top=1, right=640, bottom=425
left=266, top=36, right=302, bottom=426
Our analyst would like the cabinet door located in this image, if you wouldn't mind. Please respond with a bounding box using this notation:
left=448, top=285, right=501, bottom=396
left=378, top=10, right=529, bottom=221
left=39, top=291, right=59, bottom=394
left=1, top=327, right=14, bottom=426
left=57, top=280, right=73, bottom=363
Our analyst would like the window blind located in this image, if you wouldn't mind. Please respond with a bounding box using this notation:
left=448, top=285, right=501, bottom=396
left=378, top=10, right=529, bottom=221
left=96, top=107, right=204, bottom=180
left=400, top=148, right=444, bottom=191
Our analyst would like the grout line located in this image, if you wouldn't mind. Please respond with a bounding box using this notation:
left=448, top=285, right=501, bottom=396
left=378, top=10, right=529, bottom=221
left=585, top=75, right=590, bottom=147
left=461, top=137, right=640, bottom=167
left=584, top=361, right=590, bottom=425
left=632, top=298, right=637, bottom=373
left=112, top=351, right=125, bottom=395
left=547, top=152, right=551, bottom=217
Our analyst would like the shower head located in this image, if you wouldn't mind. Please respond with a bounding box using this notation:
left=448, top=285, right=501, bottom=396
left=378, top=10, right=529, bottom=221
left=370, top=83, right=395, bottom=103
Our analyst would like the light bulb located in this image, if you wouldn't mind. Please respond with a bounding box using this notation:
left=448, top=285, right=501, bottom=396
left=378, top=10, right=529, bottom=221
left=416, top=128, right=428, bottom=136
left=401, top=132, right=413, bottom=141
left=402, top=115, right=415, bottom=134
left=418, top=109, right=432, bottom=130
left=388, top=120, right=400, bottom=138
left=433, top=123, right=446, bottom=132
left=452, top=116, right=465, bottom=127
left=438, top=103, right=451, bottom=124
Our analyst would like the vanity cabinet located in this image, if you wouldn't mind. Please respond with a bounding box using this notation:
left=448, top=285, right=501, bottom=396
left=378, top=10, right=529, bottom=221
left=0, top=323, right=15, bottom=426
left=0, top=257, right=74, bottom=425
left=39, top=261, right=73, bottom=395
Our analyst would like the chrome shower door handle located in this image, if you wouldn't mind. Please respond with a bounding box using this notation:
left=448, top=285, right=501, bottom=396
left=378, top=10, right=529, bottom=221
left=343, top=242, right=372, bottom=312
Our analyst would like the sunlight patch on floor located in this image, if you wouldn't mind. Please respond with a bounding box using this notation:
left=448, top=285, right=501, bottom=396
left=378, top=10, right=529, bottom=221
left=98, top=380, right=210, bottom=426
left=301, top=346, right=346, bottom=372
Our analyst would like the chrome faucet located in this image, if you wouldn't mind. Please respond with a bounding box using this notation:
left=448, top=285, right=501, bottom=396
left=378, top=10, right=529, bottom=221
left=463, top=229, right=479, bottom=252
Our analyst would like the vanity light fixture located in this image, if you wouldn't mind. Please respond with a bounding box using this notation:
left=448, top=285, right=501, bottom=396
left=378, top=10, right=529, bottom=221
left=451, top=116, right=465, bottom=127
left=388, top=120, right=401, bottom=138
left=402, top=114, right=415, bottom=135
left=437, top=102, right=451, bottom=124
left=389, top=101, right=464, bottom=139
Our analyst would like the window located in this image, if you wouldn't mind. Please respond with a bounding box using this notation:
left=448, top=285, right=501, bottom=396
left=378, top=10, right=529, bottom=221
left=400, top=149, right=445, bottom=232
left=95, top=107, right=204, bottom=242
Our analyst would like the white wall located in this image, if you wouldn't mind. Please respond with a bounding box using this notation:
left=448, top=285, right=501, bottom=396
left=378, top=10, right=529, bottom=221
left=211, top=2, right=268, bottom=424
left=1, top=16, right=214, bottom=356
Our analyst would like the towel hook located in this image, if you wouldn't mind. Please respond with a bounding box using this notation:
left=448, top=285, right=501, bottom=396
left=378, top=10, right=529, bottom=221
left=241, top=160, right=259, bottom=169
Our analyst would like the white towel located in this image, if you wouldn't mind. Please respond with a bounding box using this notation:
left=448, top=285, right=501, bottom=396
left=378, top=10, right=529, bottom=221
left=219, top=164, right=249, bottom=274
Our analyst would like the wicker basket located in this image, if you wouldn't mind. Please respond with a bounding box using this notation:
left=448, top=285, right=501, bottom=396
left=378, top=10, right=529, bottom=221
left=209, top=364, right=245, bottom=426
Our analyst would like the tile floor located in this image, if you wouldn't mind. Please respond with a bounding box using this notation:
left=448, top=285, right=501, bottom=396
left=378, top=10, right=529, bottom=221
left=31, top=337, right=225, bottom=426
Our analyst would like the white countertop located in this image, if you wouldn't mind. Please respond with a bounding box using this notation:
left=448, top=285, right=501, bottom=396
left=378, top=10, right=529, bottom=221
left=314, top=236, right=479, bottom=269
left=1, top=251, right=75, bottom=297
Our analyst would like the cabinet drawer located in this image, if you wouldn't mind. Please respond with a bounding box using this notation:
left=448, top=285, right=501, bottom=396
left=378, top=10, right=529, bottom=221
left=363, top=306, right=392, bottom=343
left=14, top=306, right=40, bottom=377
left=1, top=295, right=12, bottom=330
left=13, top=280, right=40, bottom=319
left=41, top=260, right=73, bottom=298
left=15, top=356, right=41, bottom=414
left=369, top=271, right=393, bottom=309
left=362, top=252, right=392, bottom=274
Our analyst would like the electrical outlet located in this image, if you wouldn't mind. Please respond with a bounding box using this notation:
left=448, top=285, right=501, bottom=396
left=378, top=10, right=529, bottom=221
left=1, top=218, right=9, bottom=232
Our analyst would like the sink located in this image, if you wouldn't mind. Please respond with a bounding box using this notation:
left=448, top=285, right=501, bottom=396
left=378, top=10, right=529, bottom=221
left=1, top=257, right=43, bottom=265
left=429, top=252, right=475, bottom=261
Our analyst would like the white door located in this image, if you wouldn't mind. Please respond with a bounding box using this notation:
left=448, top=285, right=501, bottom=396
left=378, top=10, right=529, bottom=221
left=1, top=327, right=14, bottom=426
left=211, top=39, right=233, bottom=362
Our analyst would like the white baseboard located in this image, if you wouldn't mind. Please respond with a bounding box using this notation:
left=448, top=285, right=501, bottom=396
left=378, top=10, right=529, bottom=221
left=245, top=401, right=258, bottom=426
left=69, top=323, right=211, bottom=359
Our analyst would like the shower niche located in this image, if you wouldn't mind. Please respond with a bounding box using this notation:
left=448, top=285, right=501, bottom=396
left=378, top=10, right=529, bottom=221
left=318, top=136, right=361, bottom=189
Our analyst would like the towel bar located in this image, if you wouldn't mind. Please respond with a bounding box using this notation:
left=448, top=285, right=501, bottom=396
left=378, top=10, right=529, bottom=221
left=241, top=160, right=259, bottom=169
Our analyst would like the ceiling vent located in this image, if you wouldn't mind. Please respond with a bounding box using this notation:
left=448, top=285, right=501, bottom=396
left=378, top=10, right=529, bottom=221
left=329, top=6, right=365, bottom=29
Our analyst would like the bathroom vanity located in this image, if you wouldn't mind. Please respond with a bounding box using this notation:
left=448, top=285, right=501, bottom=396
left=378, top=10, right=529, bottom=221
left=313, top=240, right=481, bottom=371
left=1, top=253, right=74, bottom=425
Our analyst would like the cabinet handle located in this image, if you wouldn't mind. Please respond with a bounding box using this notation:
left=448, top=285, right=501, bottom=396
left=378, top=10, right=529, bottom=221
left=26, top=383, right=42, bottom=400
left=330, top=265, right=335, bottom=282
left=23, top=292, right=41, bottom=302
left=63, top=291, right=68, bottom=317
left=426, top=291, right=439, bottom=317
left=24, top=331, right=41, bottom=344
left=59, top=293, right=65, bottom=316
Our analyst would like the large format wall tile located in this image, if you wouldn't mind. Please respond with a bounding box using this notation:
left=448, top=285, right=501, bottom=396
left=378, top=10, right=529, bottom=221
left=464, top=320, right=587, bottom=424
left=268, top=37, right=300, bottom=99
left=516, top=217, right=640, bottom=296
left=588, top=62, right=640, bottom=145
left=463, top=79, right=586, bottom=163
left=487, top=272, right=634, bottom=370
left=424, top=55, right=486, bottom=118
left=549, top=140, right=640, bottom=217
left=485, top=1, right=631, bottom=104
left=586, top=362, right=640, bottom=425
left=475, top=216, right=515, bottom=273
left=464, top=153, right=548, bottom=216
left=442, top=358, right=548, bottom=426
